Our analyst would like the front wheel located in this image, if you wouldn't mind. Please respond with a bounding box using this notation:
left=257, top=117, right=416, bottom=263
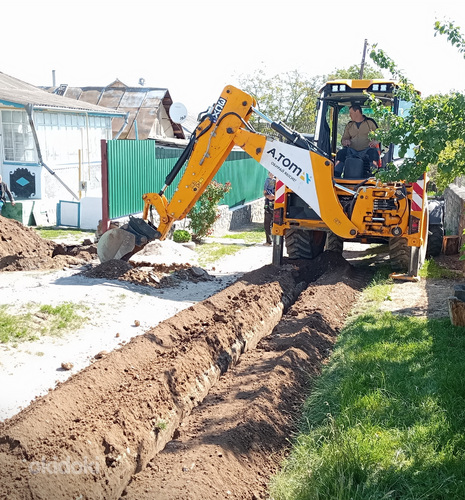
left=325, top=232, right=344, bottom=254
left=389, top=210, right=429, bottom=276
left=389, top=237, right=410, bottom=272
left=285, top=228, right=327, bottom=260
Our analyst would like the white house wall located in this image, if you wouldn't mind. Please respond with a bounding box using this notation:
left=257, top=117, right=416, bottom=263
left=35, top=111, right=112, bottom=200
left=0, top=107, right=112, bottom=224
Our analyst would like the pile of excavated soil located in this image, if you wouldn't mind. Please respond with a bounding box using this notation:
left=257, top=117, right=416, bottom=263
left=0, top=216, right=97, bottom=271
left=83, top=260, right=212, bottom=288
left=0, top=217, right=202, bottom=287
left=0, top=252, right=370, bottom=500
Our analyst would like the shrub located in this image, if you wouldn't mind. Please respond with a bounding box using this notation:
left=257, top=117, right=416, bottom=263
left=188, top=181, right=232, bottom=242
left=172, top=229, right=191, bottom=243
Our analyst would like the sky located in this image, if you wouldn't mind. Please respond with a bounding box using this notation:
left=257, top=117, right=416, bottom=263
left=3, top=0, right=465, bottom=117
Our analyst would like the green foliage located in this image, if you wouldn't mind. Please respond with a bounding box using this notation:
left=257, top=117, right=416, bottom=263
left=0, top=305, right=32, bottom=343
left=0, top=302, right=88, bottom=343
left=434, top=20, right=465, bottom=58
left=172, top=229, right=191, bottom=243
left=35, top=227, right=95, bottom=241
left=327, top=63, right=384, bottom=80
left=154, top=420, right=168, bottom=431
left=419, top=258, right=460, bottom=278
left=194, top=242, right=242, bottom=267
left=188, top=181, right=231, bottom=241
left=368, top=27, right=465, bottom=186
left=222, top=227, right=266, bottom=244
left=237, top=65, right=382, bottom=138
left=38, top=303, right=87, bottom=333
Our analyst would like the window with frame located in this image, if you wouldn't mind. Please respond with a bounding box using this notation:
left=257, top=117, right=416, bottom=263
left=1, top=110, right=36, bottom=162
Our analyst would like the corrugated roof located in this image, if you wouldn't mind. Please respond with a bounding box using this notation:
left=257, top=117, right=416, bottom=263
left=42, top=79, right=186, bottom=140
left=0, top=71, right=124, bottom=116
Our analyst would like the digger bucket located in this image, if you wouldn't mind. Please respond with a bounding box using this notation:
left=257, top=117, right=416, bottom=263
left=97, top=217, right=161, bottom=263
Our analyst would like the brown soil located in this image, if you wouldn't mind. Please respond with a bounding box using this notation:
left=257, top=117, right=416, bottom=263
left=0, top=216, right=97, bottom=271
left=0, top=217, right=462, bottom=500
left=83, top=260, right=214, bottom=288
left=0, top=216, right=214, bottom=288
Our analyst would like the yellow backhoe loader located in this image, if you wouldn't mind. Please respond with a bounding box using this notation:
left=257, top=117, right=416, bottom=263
left=98, top=81, right=431, bottom=279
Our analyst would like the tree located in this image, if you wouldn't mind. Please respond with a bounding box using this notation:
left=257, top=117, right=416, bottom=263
left=237, top=65, right=384, bottom=136
left=237, top=69, right=323, bottom=135
left=367, top=25, right=465, bottom=189
left=327, top=63, right=384, bottom=80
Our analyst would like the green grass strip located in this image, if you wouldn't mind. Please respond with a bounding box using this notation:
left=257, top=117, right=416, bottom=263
left=221, top=228, right=266, bottom=244
left=194, top=242, right=243, bottom=267
left=270, top=310, right=465, bottom=499
left=34, top=227, right=95, bottom=241
left=0, top=303, right=88, bottom=343
left=0, top=305, right=32, bottom=343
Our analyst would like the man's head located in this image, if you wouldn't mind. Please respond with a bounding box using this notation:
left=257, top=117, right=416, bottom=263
left=349, top=104, right=363, bottom=121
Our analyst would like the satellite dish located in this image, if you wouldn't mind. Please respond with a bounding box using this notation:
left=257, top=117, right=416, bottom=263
left=169, top=102, right=188, bottom=124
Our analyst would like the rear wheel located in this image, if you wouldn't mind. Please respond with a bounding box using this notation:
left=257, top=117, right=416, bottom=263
left=285, top=228, right=327, bottom=260
left=427, top=225, right=444, bottom=257
left=426, top=199, right=444, bottom=257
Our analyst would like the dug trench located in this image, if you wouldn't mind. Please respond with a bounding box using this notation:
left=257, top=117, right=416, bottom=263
left=0, top=248, right=370, bottom=500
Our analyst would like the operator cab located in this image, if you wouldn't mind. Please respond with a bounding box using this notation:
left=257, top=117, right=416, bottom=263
left=313, top=79, right=410, bottom=181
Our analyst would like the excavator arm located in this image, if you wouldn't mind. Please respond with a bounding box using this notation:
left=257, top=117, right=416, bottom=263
left=97, top=85, right=358, bottom=262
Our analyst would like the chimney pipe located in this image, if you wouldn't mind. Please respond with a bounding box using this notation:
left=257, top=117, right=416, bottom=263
left=52, top=70, right=56, bottom=87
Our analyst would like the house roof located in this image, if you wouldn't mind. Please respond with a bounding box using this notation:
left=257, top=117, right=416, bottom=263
left=43, top=79, right=186, bottom=140
left=0, top=72, right=125, bottom=116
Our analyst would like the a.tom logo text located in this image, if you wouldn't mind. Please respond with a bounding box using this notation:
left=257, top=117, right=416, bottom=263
left=266, top=148, right=302, bottom=177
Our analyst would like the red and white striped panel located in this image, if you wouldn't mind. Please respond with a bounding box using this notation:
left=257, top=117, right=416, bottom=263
left=275, top=180, right=286, bottom=204
left=411, top=177, right=425, bottom=212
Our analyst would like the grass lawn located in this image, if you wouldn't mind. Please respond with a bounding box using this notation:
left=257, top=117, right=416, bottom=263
left=270, top=268, right=465, bottom=500
left=0, top=303, right=88, bottom=343
left=195, top=228, right=266, bottom=266
left=34, top=226, right=95, bottom=242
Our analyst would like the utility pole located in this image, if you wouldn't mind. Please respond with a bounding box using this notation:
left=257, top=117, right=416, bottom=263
left=359, top=39, right=368, bottom=79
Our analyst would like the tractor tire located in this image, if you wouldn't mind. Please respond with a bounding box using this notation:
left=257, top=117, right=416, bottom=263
left=325, top=232, right=344, bottom=254
left=389, top=237, right=410, bottom=272
left=426, top=225, right=444, bottom=257
left=389, top=208, right=429, bottom=275
left=285, top=228, right=326, bottom=260
left=426, top=198, right=444, bottom=257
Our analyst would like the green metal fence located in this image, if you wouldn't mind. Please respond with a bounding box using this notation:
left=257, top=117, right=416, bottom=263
left=106, top=140, right=266, bottom=219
